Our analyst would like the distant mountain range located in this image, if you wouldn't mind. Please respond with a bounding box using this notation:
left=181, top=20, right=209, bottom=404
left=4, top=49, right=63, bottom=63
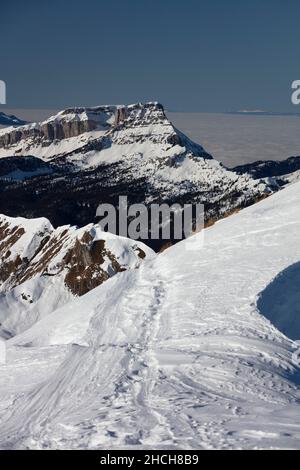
left=232, top=156, right=300, bottom=186
left=227, top=110, right=300, bottom=116
left=0, top=111, right=28, bottom=127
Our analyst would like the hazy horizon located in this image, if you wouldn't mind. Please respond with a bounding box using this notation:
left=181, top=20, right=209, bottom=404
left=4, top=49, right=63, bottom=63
left=1, top=106, right=300, bottom=167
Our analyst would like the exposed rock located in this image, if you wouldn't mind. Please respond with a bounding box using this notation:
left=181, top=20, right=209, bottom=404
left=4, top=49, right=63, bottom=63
left=0, top=106, right=118, bottom=149
left=0, top=214, right=153, bottom=295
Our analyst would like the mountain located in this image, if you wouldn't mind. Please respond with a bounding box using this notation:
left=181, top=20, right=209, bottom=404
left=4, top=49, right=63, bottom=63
left=0, top=103, right=271, bottom=249
left=232, top=155, right=300, bottom=187
left=0, top=214, right=154, bottom=338
left=0, top=181, right=300, bottom=449
left=0, top=112, right=28, bottom=127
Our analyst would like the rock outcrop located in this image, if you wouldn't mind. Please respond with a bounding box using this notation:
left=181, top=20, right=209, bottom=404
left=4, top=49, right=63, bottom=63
left=0, top=214, right=152, bottom=295
left=0, top=106, right=118, bottom=148
left=0, top=214, right=153, bottom=337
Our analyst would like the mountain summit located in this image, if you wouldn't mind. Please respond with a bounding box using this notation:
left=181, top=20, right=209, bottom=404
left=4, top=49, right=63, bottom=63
left=0, top=103, right=270, bottom=249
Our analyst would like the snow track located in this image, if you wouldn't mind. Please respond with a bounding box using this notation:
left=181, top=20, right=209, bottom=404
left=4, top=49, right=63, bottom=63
left=1, top=183, right=300, bottom=449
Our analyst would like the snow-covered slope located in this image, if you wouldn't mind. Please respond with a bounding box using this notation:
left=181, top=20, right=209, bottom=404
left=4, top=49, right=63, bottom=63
left=0, top=214, right=154, bottom=337
left=0, top=103, right=208, bottom=162
left=0, top=103, right=270, bottom=240
left=0, top=182, right=300, bottom=449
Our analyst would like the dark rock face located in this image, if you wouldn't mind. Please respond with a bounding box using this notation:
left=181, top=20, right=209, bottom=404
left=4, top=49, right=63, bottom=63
left=0, top=106, right=117, bottom=149
left=0, top=221, right=26, bottom=285
left=0, top=117, right=96, bottom=148
left=40, top=119, right=96, bottom=141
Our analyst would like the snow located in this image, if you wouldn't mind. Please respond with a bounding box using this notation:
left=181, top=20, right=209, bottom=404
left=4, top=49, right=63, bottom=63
left=257, top=261, right=300, bottom=340
left=43, top=107, right=116, bottom=125
left=0, top=275, right=74, bottom=338
left=0, top=105, right=120, bottom=160
left=0, top=129, right=106, bottom=160
left=90, top=226, right=153, bottom=267
left=0, top=103, right=271, bottom=223
left=3, top=109, right=300, bottom=169
left=280, top=169, right=300, bottom=185
left=0, top=182, right=300, bottom=449
left=0, top=214, right=52, bottom=263
left=0, top=217, right=154, bottom=338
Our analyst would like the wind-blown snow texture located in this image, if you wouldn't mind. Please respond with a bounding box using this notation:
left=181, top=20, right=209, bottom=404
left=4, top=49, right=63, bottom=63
left=0, top=182, right=300, bottom=449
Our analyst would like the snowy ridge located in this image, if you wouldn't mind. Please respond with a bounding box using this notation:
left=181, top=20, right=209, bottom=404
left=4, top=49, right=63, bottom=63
left=0, top=102, right=207, bottom=162
left=0, top=103, right=271, bottom=238
left=0, top=214, right=52, bottom=265
left=0, top=215, right=154, bottom=337
left=232, top=155, right=300, bottom=189
left=0, top=182, right=300, bottom=448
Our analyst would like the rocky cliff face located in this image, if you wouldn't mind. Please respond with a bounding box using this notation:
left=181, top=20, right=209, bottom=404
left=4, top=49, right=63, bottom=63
left=0, top=102, right=210, bottom=158
left=0, top=214, right=152, bottom=294
left=0, top=106, right=118, bottom=149
left=0, top=103, right=182, bottom=150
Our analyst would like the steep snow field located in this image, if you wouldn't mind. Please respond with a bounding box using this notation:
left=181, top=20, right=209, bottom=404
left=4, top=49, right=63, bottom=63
left=0, top=183, right=300, bottom=449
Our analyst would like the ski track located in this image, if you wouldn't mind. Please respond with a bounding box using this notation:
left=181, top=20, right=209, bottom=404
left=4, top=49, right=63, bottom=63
left=1, top=184, right=300, bottom=448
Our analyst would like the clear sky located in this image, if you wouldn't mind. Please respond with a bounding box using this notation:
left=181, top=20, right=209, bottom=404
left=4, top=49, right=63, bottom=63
left=1, top=0, right=300, bottom=112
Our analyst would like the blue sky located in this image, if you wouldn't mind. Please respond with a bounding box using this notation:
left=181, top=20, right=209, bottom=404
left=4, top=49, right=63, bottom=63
left=1, top=0, right=299, bottom=111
